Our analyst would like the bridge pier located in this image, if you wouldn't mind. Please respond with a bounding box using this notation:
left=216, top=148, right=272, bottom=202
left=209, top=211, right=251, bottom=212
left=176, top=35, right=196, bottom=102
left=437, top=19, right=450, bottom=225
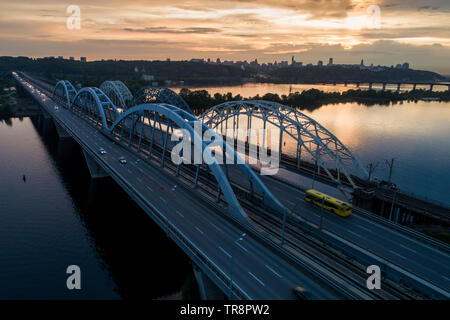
left=53, top=120, right=71, bottom=139
left=413, top=84, right=417, bottom=90
left=368, top=83, right=373, bottom=90
left=382, top=83, right=386, bottom=90
left=82, top=150, right=109, bottom=179
left=396, top=83, right=401, bottom=92
left=429, top=84, right=434, bottom=91
left=192, top=265, right=226, bottom=300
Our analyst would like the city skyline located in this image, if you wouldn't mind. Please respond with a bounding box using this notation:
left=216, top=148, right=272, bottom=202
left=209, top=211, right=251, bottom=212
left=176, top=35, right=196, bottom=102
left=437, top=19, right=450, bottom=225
left=1, top=0, right=450, bottom=73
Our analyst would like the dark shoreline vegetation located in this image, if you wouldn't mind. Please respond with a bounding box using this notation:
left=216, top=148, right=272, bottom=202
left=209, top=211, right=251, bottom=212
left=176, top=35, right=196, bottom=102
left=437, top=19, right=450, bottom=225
left=178, top=87, right=450, bottom=114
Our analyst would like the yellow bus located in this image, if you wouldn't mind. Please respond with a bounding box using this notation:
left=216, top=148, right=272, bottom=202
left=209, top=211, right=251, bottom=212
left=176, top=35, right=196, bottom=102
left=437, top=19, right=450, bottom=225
left=304, top=189, right=352, bottom=217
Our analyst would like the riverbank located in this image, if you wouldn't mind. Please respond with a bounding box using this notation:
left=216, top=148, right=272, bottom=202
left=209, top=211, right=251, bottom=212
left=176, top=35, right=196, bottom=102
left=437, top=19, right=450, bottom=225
left=179, top=87, right=450, bottom=113
left=0, top=87, right=40, bottom=121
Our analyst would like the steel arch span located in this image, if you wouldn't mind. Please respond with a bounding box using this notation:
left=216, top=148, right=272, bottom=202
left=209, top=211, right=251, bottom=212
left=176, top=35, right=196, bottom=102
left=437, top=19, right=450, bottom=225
left=100, top=80, right=133, bottom=110
left=53, top=80, right=77, bottom=106
left=71, top=87, right=121, bottom=129
left=107, top=103, right=286, bottom=224
left=200, top=100, right=368, bottom=188
left=132, top=87, right=193, bottom=114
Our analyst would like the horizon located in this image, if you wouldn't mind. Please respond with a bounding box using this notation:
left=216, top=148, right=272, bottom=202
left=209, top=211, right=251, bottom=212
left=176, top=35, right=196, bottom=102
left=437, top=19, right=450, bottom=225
left=1, top=1, right=450, bottom=74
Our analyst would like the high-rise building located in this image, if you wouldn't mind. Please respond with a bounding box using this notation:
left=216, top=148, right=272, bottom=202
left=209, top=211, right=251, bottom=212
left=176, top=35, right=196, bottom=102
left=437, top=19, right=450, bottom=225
left=80, top=57, right=87, bottom=62
left=328, top=57, right=333, bottom=65
left=360, top=59, right=364, bottom=66
left=318, top=60, right=323, bottom=66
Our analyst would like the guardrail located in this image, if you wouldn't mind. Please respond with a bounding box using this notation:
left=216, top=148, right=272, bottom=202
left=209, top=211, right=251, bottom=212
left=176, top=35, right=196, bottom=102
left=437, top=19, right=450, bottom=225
left=15, top=73, right=251, bottom=299
left=353, top=207, right=450, bottom=255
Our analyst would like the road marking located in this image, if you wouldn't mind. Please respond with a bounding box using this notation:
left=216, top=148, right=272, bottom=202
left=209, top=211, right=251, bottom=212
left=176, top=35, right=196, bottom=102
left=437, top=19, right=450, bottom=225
left=236, top=242, right=249, bottom=253
left=248, top=272, right=265, bottom=287
left=347, top=230, right=361, bottom=238
left=219, top=246, right=232, bottom=258
left=442, top=276, right=450, bottom=281
left=357, top=225, right=372, bottom=233
left=195, top=227, right=204, bottom=235
left=265, top=265, right=282, bottom=278
left=159, top=196, right=166, bottom=203
left=399, top=244, right=417, bottom=254
left=210, top=222, right=224, bottom=233
left=176, top=210, right=184, bottom=218
left=285, top=200, right=295, bottom=206
left=389, top=250, right=406, bottom=260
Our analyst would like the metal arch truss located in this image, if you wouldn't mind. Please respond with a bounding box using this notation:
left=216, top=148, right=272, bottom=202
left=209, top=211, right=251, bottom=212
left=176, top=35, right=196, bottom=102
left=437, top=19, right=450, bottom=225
left=53, top=80, right=77, bottom=106
left=100, top=80, right=133, bottom=111
left=200, top=100, right=369, bottom=188
left=106, top=103, right=286, bottom=224
left=132, top=87, right=193, bottom=114
left=71, top=87, right=121, bottom=130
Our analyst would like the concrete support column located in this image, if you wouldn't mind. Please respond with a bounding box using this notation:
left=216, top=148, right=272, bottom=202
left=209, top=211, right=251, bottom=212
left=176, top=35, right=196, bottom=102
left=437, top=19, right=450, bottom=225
left=53, top=120, right=71, bottom=139
left=82, top=150, right=109, bottom=179
left=192, top=265, right=225, bottom=300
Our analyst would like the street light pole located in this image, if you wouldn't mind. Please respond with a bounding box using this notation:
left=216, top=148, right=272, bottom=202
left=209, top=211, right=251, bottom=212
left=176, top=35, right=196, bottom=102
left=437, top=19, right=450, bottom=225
left=229, top=233, right=246, bottom=299
left=319, top=197, right=325, bottom=230
left=389, top=187, right=398, bottom=222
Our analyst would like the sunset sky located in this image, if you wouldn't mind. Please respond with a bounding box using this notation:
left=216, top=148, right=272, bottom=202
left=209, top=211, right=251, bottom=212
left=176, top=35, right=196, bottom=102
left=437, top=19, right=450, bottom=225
left=1, top=0, right=450, bottom=73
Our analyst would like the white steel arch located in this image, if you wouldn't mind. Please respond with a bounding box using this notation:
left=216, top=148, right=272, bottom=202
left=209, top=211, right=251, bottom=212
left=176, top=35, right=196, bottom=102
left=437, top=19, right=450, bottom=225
left=200, top=100, right=368, bottom=188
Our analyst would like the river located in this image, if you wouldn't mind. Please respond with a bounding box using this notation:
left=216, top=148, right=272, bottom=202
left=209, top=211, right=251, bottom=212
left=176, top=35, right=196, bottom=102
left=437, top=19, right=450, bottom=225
left=0, top=85, right=449, bottom=298
left=0, top=116, right=193, bottom=299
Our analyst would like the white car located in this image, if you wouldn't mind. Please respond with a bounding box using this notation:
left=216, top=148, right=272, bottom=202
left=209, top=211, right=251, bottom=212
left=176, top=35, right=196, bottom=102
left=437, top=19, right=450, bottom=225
left=119, top=156, right=127, bottom=164
left=99, top=148, right=106, bottom=155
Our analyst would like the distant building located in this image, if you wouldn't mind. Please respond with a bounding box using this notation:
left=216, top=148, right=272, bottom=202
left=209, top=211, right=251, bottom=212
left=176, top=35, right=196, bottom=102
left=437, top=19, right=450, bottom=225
left=318, top=60, right=323, bottom=67
left=80, top=57, right=87, bottom=62
left=402, top=62, right=410, bottom=69
left=134, top=66, right=139, bottom=73
left=142, top=74, right=155, bottom=81
left=58, top=56, right=63, bottom=59
left=190, top=58, right=204, bottom=63
left=395, top=63, right=402, bottom=69
left=216, top=58, right=221, bottom=64
left=360, top=59, right=364, bottom=66
left=328, top=57, right=333, bottom=66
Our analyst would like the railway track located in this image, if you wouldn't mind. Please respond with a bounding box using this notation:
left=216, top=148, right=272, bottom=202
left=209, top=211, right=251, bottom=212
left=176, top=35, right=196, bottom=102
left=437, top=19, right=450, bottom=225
left=27, top=75, right=419, bottom=300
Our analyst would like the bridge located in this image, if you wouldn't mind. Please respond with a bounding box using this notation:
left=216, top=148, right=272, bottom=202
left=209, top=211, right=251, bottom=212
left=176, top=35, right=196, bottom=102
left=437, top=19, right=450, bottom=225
left=13, top=72, right=450, bottom=300
left=324, top=81, right=450, bottom=91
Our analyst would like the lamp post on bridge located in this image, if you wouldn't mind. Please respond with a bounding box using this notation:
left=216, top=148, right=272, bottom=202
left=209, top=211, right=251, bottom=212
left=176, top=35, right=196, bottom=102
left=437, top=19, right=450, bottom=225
left=229, top=233, right=246, bottom=299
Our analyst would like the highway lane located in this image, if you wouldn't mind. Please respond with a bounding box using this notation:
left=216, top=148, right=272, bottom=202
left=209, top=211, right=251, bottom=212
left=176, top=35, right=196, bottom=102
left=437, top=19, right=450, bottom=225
left=17, top=75, right=346, bottom=300
left=256, top=173, right=450, bottom=293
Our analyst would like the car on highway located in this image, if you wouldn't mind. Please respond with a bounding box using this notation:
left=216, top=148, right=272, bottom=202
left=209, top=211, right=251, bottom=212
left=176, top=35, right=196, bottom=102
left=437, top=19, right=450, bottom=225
left=99, top=148, right=106, bottom=155
left=293, top=286, right=313, bottom=300
left=118, top=156, right=127, bottom=164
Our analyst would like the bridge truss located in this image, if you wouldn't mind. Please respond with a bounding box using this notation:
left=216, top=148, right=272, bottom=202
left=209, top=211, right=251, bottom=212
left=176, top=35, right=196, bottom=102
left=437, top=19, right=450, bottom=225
left=200, top=100, right=368, bottom=188
left=53, top=80, right=78, bottom=106
left=71, top=87, right=121, bottom=129
left=132, top=87, right=193, bottom=114
left=100, top=80, right=133, bottom=110
left=107, top=103, right=286, bottom=224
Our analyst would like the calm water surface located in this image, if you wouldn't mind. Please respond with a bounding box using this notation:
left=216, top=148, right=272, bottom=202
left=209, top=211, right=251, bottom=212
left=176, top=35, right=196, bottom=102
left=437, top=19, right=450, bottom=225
left=0, top=116, right=191, bottom=299
left=0, top=92, right=449, bottom=298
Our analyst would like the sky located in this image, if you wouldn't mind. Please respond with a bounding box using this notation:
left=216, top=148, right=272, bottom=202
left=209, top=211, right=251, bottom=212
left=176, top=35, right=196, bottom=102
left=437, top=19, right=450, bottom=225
left=1, top=0, right=450, bottom=74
